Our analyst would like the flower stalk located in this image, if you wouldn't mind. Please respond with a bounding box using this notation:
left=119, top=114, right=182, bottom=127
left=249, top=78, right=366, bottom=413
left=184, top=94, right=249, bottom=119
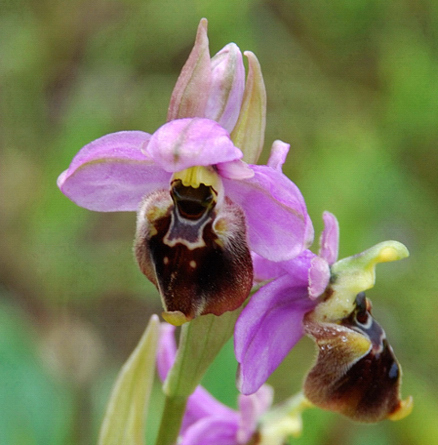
left=155, top=396, right=188, bottom=445
left=155, top=309, right=242, bottom=444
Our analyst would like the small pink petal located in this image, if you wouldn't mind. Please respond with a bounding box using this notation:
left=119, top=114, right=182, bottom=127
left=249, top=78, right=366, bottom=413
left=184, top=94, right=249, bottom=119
left=182, top=417, right=239, bottom=445
left=216, top=159, right=254, bottom=180
left=183, top=387, right=236, bottom=436
left=319, top=211, right=340, bottom=265
left=237, top=385, right=274, bottom=443
left=156, top=323, right=176, bottom=381
left=267, top=140, right=290, bottom=172
left=308, top=256, right=330, bottom=300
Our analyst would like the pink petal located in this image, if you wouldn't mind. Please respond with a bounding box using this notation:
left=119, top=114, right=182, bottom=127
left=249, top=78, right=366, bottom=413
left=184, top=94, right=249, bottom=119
left=266, top=140, right=290, bottom=172
left=319, top=211, right=340, bottom=265
left=251, top=252, right=287, bottom=283
left=308, top=256, right=330, bottom=300
left=237, top=385, right=273, bottom=443
left=181, top=417, right=239, bottom=445
left=58, top=131, right=171, bottom=211
left=156, top=323, right=177, bottom=381
left=146, top=118, right=243, bottom=172
left=216, top=159, right=254, bottom=180
left=224, top=165, right=313, bottom=261
left=205, top=43, right=245, bottom=133
left=182, top=387, right=236, bottom=435
left=235, top=274, right=316, bottom=395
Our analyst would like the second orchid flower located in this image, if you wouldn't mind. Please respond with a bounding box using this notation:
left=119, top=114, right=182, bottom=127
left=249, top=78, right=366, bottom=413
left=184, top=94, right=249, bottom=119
left=235, top=211, right=412, bottom=423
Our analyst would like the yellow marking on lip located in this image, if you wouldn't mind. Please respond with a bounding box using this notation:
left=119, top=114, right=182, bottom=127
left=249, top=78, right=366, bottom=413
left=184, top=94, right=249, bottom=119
left=172, top=166, right=219, bottom=189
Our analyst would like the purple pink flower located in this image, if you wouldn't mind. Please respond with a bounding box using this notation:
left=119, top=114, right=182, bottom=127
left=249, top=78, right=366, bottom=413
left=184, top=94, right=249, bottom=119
left=57, top=19, right=312, bottom=324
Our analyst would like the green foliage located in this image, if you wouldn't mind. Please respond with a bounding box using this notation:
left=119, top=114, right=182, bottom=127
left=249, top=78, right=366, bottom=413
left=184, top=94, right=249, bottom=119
left=0, top=297, right=74, bottom=445
left=1, top=0, right=437, bottom=443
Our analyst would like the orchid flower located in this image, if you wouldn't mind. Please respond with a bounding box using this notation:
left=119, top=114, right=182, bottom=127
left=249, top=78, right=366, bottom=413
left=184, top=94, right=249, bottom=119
left=57, top=19, right=312, bottom=326
left=302, top=239, right=413, bottom=422
left=157, top=323, right=273, bottom=445
left=235, top=211, right=412, bottom=423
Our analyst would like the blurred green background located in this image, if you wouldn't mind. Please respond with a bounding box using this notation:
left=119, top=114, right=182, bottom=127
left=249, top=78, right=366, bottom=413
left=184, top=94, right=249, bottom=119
left=1, top=0, right=437, bottom=444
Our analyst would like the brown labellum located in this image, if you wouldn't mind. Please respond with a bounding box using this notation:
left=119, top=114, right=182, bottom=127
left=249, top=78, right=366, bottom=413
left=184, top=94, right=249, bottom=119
left=303, top=292, right=412, bottom=422
left=135, top=180, right=253, bottom=324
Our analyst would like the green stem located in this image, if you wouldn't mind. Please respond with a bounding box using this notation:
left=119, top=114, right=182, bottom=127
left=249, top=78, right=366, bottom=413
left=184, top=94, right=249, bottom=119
left=154, top=308, right=242, bottom=445
left=155, top=396, right=188, bottom=445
